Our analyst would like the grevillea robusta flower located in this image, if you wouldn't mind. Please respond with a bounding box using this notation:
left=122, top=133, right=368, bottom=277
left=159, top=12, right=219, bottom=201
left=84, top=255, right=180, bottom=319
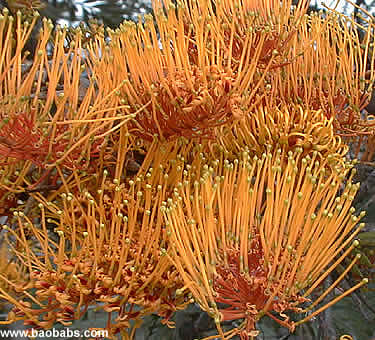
left=0, top=138, right=193, bottom=337
left=165, top=149, right=368, bottom=339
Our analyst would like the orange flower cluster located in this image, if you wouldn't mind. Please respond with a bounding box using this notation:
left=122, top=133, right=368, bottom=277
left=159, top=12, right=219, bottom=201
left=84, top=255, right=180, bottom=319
left=165, top=149, right=368, bottom=339
left=0, top=0, right=373, bottom=338
left=0, top=139, right=193, bottom=337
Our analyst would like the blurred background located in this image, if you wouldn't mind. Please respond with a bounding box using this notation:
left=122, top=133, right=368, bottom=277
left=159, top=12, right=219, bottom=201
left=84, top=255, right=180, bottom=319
left=38, top=0, right=153, bottom=26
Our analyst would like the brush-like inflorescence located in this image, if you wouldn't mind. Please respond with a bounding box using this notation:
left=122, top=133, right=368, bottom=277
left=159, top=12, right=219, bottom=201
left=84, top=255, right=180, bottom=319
left=83, top=0, right=312, bottom=142
left=0, top=9, right=136, bottom=194
left=0, top=136, right=194, bottom=338
left=86, top=13, right=245, bottom=141
left=267, top=6, right=375, bottom=138
left=170, top=0, right=375, bottom=140
left=164, top=149, right=368, bottom=339
left=0, top=0, right=374, bottom=338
